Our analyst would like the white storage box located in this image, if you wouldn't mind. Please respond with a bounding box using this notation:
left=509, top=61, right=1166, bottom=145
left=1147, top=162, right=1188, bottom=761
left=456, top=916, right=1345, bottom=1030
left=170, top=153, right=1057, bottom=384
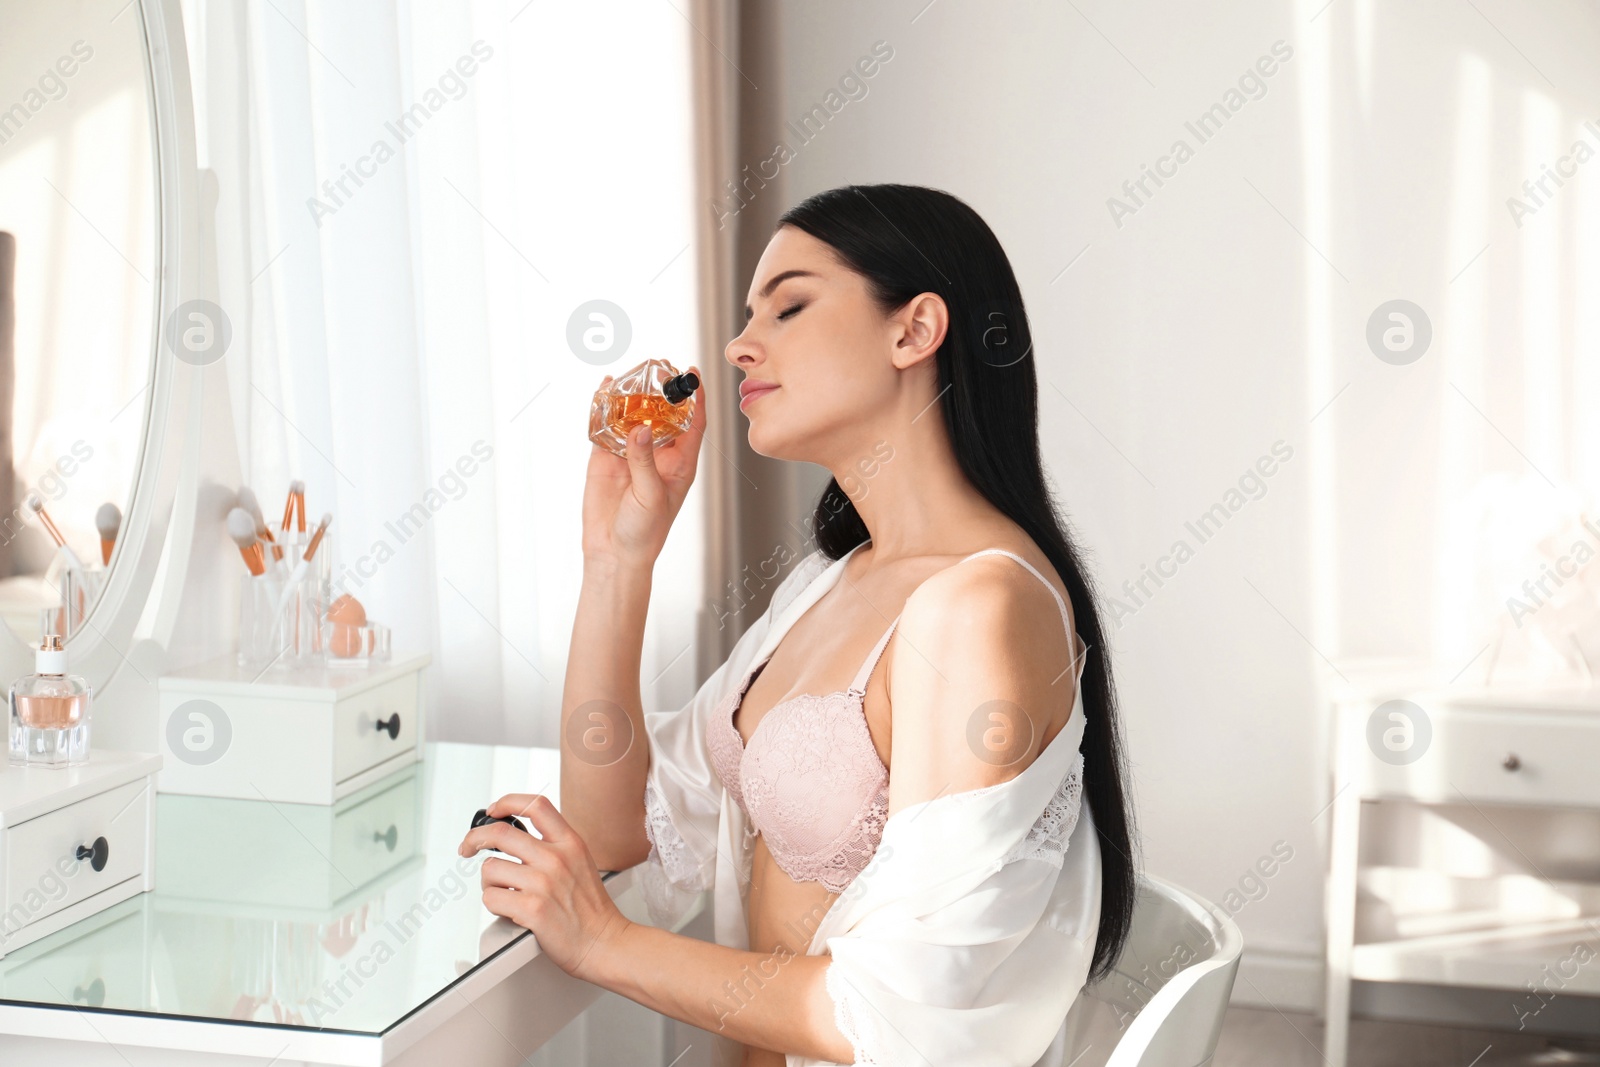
left=156, top=653, right=430, bottom=805
left=0, top=749, right=161, bottom=960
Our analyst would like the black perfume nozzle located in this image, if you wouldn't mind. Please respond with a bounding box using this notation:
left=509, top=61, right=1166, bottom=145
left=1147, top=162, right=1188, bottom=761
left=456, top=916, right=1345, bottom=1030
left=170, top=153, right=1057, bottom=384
left=663, top=372, right=699, bottom=405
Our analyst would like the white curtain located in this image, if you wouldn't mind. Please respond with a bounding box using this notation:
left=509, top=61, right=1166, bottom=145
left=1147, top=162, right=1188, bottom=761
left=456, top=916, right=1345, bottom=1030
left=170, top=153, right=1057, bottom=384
left=179, top=0, right=708, bottom=745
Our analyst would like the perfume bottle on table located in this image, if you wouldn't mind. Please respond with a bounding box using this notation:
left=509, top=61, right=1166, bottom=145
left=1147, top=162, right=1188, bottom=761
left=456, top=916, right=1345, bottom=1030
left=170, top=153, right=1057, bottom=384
left=10, top=634, right=91, bottom=767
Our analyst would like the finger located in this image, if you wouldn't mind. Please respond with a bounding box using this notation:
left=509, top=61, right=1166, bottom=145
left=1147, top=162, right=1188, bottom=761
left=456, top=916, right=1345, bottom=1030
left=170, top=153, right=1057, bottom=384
left=502, top=793, right=578, bottom=846
left=486, top=793, right=546, bottom=820
left=460, top=821, right=549, bottom=863
left=625, top=424, right=666, bottom=502
left=483, top=886, right=522, bottom=922
left=481, top=855, right=540, bottom=892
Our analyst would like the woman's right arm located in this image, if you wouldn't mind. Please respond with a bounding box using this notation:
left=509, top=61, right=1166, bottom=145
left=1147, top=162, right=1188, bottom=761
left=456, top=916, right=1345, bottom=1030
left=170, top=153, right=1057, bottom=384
left=559, top=368, right=705, bottom=873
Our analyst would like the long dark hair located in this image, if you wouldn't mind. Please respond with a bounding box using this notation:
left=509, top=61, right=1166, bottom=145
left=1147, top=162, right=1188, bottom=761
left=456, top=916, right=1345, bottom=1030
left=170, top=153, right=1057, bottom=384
left=777, top=184, right=1136, bottom=981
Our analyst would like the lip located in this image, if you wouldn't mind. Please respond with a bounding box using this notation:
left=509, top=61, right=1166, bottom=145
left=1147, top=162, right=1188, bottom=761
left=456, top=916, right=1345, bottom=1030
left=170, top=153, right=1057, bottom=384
left=738, top=380, right=779, bottom=410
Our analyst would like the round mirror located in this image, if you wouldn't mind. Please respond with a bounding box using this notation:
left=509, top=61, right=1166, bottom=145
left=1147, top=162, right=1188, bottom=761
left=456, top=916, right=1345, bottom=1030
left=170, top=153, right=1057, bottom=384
left=0, top=0, right=158, bottom=647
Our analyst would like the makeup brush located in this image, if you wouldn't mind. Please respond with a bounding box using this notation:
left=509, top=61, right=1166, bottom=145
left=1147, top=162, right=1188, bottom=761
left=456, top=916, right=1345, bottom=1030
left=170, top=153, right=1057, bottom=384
left=227, top=507, right=266, bottom=577
left=294, top=481, right=307, bottom=534
left=238, top=486, right=282, bottom=561
left=280, top=482, right=298, bottom=536
left=95, top=503, right=121, bottom=565
left=283, top=513, right=332, bottom=586
left=302, top=512, right=331, bottom=562
left=274, top=512, right=332, bottom=625
left=24, top=494, right=85, bottom=571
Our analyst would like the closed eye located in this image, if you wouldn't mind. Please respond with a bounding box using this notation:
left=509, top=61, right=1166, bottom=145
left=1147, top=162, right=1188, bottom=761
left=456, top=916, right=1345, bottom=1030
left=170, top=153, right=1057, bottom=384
left=777, top=302, right=806, bottom=321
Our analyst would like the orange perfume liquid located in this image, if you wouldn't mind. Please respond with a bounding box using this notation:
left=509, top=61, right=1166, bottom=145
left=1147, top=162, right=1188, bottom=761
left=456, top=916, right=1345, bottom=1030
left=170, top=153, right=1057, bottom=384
left=15, top=693, right=88, bottom=729
left=589, top=359, right=699, bottom=457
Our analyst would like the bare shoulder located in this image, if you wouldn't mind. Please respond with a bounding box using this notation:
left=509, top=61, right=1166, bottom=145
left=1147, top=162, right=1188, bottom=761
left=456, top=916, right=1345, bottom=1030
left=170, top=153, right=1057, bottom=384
left=883, top=549, right=1082, bottom=810
left=901, top=549, right=1077, bottom=651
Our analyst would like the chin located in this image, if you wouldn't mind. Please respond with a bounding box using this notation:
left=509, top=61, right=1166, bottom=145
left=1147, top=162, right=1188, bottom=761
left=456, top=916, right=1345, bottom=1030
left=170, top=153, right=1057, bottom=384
left=744, top=416, right=807, bottom=463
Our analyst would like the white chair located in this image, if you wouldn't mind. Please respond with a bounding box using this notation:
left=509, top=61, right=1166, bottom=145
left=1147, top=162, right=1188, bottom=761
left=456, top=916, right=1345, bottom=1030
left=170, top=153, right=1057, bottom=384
left=1061, top=875, right=1244, bottom=1067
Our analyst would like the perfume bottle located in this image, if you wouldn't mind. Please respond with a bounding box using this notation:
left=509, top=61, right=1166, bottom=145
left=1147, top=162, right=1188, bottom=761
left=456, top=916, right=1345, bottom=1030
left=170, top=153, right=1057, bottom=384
left=588, top=359, right=700, bottom=457
left=9, top=634, right=92, bottom=767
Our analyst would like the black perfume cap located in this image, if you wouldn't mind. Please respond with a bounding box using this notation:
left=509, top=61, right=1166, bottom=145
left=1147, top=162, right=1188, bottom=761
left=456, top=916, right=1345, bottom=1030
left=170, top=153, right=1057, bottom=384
left=663, top=372, right=699, bottom=404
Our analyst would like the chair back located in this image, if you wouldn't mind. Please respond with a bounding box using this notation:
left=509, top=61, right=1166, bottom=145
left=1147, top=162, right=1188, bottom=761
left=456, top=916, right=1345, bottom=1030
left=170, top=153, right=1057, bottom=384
left=1063, top=875, right=1243, bottom=1067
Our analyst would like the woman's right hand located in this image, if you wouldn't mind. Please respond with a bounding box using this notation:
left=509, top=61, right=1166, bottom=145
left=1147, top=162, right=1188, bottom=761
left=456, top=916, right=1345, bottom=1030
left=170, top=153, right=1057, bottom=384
left=581, top=365, right=706, bottom=569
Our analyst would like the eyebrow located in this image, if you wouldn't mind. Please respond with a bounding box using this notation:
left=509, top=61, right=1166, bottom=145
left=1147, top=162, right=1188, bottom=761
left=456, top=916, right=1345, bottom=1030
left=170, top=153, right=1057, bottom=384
left=744, top=270, right=819, bottom=320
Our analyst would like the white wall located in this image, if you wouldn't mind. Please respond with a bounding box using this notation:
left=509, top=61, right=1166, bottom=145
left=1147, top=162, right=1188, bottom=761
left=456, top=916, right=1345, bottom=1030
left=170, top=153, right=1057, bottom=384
left=749, top=0, right=1600, bottom=1007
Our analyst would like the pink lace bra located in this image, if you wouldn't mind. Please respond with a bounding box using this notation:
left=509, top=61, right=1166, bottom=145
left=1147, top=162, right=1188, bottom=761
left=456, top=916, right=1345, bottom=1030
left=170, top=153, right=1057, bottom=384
left=705, top=547, right=1079, bottom=894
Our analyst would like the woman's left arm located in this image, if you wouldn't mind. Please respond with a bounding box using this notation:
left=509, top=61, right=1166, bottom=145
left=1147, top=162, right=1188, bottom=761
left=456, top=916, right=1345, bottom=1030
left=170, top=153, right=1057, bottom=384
left=460, top=794, right=855, bottom=1063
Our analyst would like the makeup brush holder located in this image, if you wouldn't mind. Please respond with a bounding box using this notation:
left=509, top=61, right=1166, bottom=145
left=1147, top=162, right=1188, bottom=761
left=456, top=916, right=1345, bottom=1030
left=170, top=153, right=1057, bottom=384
left=237, top=571, right=331, bottom=670
left=237, top=530, right=335, bottom=670
left=275, top=529, right=333, bottom=586
left=281, top=574, right=330, bottom=667
left=237, top=573, right=288, bottom=669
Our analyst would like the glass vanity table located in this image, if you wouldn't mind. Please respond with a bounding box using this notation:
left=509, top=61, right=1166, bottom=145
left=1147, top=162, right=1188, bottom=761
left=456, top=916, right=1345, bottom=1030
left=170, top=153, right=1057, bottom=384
left=0, top=743, right=700, bottom=1066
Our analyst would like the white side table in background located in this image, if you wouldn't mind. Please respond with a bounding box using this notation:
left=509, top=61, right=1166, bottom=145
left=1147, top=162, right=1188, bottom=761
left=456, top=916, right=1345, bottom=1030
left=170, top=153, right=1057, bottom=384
left=1324, top=662, right=1600, bottom=1066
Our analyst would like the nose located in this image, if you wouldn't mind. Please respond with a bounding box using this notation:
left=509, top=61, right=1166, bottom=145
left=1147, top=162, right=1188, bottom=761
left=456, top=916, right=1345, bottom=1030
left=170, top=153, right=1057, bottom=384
left=725, top=325, right=759, bottom=366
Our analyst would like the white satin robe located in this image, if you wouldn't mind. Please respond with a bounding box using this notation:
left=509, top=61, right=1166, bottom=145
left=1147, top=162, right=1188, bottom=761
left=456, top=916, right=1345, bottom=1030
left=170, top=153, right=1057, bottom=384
left=639, top=547, right=1101, bottom=1067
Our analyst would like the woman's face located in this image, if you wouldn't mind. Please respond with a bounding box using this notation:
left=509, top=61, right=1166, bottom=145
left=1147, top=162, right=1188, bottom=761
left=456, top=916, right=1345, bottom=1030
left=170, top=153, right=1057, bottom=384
left=725, top=226, right=903, bottom=463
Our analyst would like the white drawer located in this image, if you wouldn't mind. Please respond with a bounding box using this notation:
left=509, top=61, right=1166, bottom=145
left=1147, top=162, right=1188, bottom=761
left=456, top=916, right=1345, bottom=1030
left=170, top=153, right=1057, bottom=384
left=1362, top=706, right=1600, bottom=809
left=334, top=671, right=418, bottom=784
left=158, top=653, right=430, bottom=805
left=5, top=780, right=148, bottom=934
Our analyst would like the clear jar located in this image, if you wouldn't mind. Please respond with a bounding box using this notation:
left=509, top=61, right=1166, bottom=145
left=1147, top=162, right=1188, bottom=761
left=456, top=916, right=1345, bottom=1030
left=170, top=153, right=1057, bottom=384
left=237, top=572, right=287, bottom=669
left=321, top=620, right=391, bottom=667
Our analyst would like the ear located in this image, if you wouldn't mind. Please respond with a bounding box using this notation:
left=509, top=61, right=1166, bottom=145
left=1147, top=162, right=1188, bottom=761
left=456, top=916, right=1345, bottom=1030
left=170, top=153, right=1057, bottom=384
left=889, top=292, right=948, bottom=370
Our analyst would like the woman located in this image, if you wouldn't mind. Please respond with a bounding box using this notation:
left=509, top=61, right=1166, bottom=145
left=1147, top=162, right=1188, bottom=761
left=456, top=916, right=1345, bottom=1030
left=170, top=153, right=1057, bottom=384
left=459, top=184, right=1137, bottom=1066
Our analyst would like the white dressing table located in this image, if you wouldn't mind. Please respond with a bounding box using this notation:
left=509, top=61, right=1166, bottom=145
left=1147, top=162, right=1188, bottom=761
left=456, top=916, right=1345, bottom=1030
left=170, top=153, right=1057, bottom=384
left=0, top=742, right=704, bottom=1066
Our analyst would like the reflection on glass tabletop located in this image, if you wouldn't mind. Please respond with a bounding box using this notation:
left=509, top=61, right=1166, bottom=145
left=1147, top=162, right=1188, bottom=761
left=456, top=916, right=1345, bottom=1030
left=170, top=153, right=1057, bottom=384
left=0, top=742, right=594, bottom=1035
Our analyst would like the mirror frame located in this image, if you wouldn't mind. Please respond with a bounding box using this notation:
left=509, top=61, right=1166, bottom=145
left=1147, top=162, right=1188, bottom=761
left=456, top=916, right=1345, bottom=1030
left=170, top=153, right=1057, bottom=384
left=0, top=0, right=207, bottom=700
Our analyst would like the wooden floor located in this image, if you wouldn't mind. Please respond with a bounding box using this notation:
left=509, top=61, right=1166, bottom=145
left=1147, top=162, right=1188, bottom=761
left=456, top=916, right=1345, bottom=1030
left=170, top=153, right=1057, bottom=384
left=1213, top=1007, right=1563, bottom=1067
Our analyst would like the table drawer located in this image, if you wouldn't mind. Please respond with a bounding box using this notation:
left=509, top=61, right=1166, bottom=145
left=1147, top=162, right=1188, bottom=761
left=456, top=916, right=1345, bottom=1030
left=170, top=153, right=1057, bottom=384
left=1362, top=707, right=1600, bottom=808
left=5, top=781, right=147, bottom=934
left=333, top=671, right=418, bottom=784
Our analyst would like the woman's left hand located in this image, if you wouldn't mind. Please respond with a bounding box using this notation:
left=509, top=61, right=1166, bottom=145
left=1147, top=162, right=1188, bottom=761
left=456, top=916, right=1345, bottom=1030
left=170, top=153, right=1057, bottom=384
left=458, top=793, right=633, bottom=982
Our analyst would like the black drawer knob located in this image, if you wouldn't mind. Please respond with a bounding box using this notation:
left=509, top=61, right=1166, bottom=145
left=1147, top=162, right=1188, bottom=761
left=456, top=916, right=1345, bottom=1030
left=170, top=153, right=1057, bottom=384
left=375, top=713, right=400, bottom=740
left=1503, top=753, right=1521, bottom=772
left=75, top=836, right=109, bottom=872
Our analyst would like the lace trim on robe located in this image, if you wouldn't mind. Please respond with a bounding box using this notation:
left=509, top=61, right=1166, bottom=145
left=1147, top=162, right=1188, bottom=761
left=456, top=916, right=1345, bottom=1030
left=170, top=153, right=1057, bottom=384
left=639, top=779, right=711, bottom=927
left=826, top=958, right=884, bottom=1066
left=994, top=750, right=1085, bottom=872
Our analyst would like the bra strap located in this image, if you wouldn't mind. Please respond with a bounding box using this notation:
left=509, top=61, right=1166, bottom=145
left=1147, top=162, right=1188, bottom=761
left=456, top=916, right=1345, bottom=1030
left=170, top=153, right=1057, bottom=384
left=958, top=549, right=1075, bottom=644
left=845, top=549, right=1076, bottom=697
left=847, top=617, right=900, bottom=696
